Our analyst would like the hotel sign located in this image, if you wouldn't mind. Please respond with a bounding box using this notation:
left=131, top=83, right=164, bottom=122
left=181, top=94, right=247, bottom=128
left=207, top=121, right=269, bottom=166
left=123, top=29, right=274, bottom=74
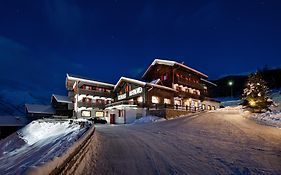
left=129, top=87, right=143, bottom=97
left=118, top=93, right=127, bottom=101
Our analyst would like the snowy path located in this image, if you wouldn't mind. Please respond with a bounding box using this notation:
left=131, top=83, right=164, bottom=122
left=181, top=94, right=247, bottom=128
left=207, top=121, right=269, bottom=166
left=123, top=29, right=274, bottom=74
left=83, top=111, right=281, bottom=175
left=81, top=111, right=281, bottom=174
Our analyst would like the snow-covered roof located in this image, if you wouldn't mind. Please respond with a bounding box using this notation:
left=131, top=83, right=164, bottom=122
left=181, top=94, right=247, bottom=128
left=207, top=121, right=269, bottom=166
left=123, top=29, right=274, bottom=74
left=114, top=77, right=176, bottom=92
left=66, top=74, right=115, bottom=87
left=201, top=78, right=217, bottom=87
left=114, top=77, right=146, bottom=90
left=25, top=104, right=55, bottom=115
left=147, top=83, right=177, bottom=92
left=0, top=116, right=29, bottom=126
left=52, top=94, right=72, bottom=104
left=150, top=79, right=161, bottom=85
left=142, top=58, right=208, bottom=78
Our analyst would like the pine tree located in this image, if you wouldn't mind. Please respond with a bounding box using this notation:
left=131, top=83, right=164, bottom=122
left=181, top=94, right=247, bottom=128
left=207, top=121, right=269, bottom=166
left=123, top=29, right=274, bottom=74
left=242, top=72, right=272, bottom=112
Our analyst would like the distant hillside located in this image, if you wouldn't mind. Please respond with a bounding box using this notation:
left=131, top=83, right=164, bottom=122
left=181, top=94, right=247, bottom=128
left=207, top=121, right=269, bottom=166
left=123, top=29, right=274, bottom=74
left=0, top=91, right=49, bottom=116
left=209, top=68, right=281, bottom=98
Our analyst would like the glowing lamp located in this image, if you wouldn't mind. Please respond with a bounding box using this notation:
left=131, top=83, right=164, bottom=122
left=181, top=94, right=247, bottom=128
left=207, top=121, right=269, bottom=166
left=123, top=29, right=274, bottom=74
left=249, top=100, right=256, bottom=107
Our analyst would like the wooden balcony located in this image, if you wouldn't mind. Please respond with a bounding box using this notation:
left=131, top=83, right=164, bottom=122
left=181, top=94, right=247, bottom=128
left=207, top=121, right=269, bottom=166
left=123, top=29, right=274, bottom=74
left=176, top=91, right=205, bottom=100
left=176, top=78, right=204, bottom=90
left=77, top=102, right=106, bottom=109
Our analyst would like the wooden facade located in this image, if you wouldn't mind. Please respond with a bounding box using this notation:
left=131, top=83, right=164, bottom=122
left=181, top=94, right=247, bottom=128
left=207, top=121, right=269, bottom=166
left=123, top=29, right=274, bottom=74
left=24, top=59, right=218, bottom=121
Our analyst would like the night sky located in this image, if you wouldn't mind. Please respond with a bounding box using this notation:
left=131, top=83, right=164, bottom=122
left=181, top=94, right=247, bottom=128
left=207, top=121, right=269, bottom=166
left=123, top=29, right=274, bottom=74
left=0, top=0, right=281, bottom=99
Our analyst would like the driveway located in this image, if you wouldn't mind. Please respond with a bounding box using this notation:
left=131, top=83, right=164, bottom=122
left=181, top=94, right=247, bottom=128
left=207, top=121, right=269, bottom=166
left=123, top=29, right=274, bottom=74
left=83, top=111, right=281, bottom=175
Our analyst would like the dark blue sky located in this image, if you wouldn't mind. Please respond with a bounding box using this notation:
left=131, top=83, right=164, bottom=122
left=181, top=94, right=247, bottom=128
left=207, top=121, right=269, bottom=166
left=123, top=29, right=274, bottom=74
left=0, top=0, right=281, bottom=98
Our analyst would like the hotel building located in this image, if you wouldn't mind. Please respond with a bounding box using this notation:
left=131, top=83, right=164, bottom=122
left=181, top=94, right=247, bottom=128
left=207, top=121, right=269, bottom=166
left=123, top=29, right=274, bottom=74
left=25, top=58, right=220, bottom=123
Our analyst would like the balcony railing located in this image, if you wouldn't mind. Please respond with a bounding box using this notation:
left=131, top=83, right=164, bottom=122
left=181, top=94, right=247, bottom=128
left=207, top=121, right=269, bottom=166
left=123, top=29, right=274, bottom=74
left=149, top=104, right=204, bottom=112
left=77, top=102, right=106, bottom=109
left=176, top=91, right=205, bottom=100
left=176, top=78, right=204, bottom=90
left=105, top=100, right=145, bottom=108
left=77, top=89, right=114, bottom=98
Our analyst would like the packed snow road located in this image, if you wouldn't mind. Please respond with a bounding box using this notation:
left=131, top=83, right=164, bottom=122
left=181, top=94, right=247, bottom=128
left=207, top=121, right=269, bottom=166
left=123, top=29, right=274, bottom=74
left=83, top=111, right=281, bottom=175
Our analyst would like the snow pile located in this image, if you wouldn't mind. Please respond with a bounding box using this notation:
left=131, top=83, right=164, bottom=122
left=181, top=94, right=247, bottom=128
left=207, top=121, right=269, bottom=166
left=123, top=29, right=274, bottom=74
left=250, top=110, right=281, bottom=128
left=216, top=106, right=243, bottom=111
left=20, top=121, right=80, bottom=145
left=0, top=119, right=92, bottom=174
left=132, top=116, right=165, bottom=125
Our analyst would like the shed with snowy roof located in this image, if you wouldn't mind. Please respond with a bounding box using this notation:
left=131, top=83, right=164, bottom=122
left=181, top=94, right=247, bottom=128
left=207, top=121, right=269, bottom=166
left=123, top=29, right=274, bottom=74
left=51, top=94, right=73, bottom=117
left=25, top=104, right=55, bottom=119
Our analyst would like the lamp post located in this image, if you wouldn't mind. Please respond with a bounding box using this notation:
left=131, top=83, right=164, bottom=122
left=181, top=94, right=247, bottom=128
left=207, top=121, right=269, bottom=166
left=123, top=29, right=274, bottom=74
left=228, top=81, right=234, bottom=98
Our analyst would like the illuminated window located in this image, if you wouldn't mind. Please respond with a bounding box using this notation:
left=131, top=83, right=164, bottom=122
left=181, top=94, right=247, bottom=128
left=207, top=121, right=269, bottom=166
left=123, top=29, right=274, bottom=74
left=162, top=73, right=168, bottom=81
left=202, top=104, right=206, bottom=110
left=95, top=111, right=104, bottom=117
left=81, top=110, right=91, bottom=117
left=125, top=85, right=128, bottom=92
left=164, top=98, right=171, bottom=104
left=194, top=101, right=198, bottom=107
left=175, top=100, right=181, bottom=106
left=152, top=96, right=160, bottom=104
left=86, top=85, right=92, bottom=90
left=208, top=105, right=211, bottom=110
left=137, top=96, right=143, bottom=103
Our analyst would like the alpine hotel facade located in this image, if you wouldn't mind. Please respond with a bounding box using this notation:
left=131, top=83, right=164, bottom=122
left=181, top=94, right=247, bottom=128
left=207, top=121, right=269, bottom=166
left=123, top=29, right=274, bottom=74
left=26, top=59, right=220, bottom=124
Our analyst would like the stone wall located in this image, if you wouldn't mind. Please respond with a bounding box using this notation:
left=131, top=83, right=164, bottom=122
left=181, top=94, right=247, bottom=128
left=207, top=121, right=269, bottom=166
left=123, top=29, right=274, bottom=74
left=147, top=109, right=194, bottom=119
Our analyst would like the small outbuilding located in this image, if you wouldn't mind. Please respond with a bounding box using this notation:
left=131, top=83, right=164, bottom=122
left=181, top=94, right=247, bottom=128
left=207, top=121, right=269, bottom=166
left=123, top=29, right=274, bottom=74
left=25, top=104, right=55, bottom=120
left=51, top=94, right=73, bottom=117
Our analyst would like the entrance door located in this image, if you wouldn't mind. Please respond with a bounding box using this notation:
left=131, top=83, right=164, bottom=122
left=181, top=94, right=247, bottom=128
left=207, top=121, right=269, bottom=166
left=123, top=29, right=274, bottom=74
left=110, top=114, right=115, bottom=124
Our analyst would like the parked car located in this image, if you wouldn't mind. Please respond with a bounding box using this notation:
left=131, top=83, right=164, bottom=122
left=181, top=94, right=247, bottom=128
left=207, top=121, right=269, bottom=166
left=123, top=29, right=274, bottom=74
left=88, top=117, right=107, bottom=124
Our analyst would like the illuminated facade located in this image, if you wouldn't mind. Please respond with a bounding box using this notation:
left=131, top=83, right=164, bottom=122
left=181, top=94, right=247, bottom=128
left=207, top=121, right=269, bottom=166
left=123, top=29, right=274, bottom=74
left=26, top=58, right=220, bottom=122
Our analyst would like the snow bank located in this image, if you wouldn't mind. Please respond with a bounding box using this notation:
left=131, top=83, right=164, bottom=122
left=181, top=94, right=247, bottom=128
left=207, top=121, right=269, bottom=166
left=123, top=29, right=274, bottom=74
left=216, top=106, right=243, bottom=111
left=132, top=116, right=165, bottom=125
left=250, top=110, right=281, bottom=128
left=20, top=121, right=81, bottom=145
left=0, top=119, right=93, bottom=174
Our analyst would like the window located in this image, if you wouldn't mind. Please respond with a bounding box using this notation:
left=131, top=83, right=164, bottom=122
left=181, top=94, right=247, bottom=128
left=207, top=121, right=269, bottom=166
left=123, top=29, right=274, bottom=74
left=202, top=104, right=206, bottom=110
left=81, top=110, right=91, bottom=117
left=118, top=110, right=124, bottom=117
left=152, top=96, right=160, bottom=104
left=96, top=111, right=104, bottom=117
left=161, top=73, right=168, bottom=81
left=208, top=105, right=211, bottom=110
left=164, top=98, right=171, bottom=104
left=174, top=100, right=181, bottom=106
left=212, top=106, right=216, bottom=110
left=125, top=85, right=129, bottom=92
left=85, top=85, right=91, bottom=90
left=82, top=97, right=92, bottom=103
left=137, top=96, right=143, bottom=103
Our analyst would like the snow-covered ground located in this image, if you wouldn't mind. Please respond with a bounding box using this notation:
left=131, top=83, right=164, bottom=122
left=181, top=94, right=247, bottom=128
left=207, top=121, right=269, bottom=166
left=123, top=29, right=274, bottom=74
left=250, top=110, right=281, bottom=128
left=0, top=119, right=92, bottom=174
left=218, top=90, right=281, bottom=128
left=132, top=116, right=166, bottom=125
left=82, top=111, right=281, bottom=175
